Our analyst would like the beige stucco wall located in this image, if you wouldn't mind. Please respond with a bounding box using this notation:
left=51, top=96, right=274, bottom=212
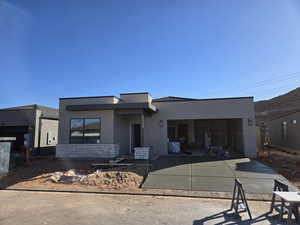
left=267, top=111, right=300, bottom=149
left=39, top=119, right=59, bottom=147
left=58, top=99, right=115, bottom=144
left=113, top=114, right=130, bottom=155
left=144, top=98, right=256, bottom=158
left=120, top=93, right=151, bottom=103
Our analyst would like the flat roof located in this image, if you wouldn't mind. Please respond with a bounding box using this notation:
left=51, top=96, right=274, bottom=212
left=120, top=92, right=152, bottom=97
left=153, top=96, right=254, bottom=103
left=0, top=104, right=57, bottom=111
left=59, top=94, right=252, bottom=102
left=60, top=96, right=121, bottom=100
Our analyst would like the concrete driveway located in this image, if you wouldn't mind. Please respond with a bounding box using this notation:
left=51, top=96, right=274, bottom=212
left=0, top=190, right=295, bottom=225
left=143, top=157, right=298, bottom=194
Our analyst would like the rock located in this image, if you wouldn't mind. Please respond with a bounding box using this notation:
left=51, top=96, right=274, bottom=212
left=54, top=172, right=63, bottom=176
left=50, top=174, right=62, bottom=183
left=58, top=176, right=71, bottom=184
left=78, top=175, right=86, bottom=182
left=64, top=169, right=76, bottom=176
left=95, top=169, right=102, bottom=174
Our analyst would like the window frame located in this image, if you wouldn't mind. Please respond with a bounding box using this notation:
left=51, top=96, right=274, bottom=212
left=69, top=118, right=101, bottom=144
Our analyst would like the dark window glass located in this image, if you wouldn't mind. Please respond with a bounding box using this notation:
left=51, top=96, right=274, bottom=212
left=70, top=119, right=84, bottom=144
left=84, top=118, right=101, bottom=144
left=70, top=118, right=101, bottom=144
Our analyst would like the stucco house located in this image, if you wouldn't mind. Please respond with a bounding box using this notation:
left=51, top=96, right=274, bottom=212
left=56, top=92, right=256, bottom=159
left=266, top=110, right=300, bottom=150
left=0, top=104, right=59, bottom=155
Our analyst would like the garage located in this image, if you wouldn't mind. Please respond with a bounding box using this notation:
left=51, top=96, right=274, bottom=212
left=167, top=119, right=244, bottom=157
left=0, top=126, right=31, bottom=153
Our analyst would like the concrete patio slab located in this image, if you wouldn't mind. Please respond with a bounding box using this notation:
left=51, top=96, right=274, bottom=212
left=190, top=161, right=226, bottom=167
left=191, top=177, right=235, bottom=192
left=142, top=174, right=191, bottom=190
left=226, top=160, right=270, bottom=170
left=150, top=165, right=190, bottom=176
left=234, top=171, right=284, bottom=179
left=191, top=166, right=234, bottom=177
left=239, top=177, right=299, bottom=194
left=142, top=156, right=298, bottom=194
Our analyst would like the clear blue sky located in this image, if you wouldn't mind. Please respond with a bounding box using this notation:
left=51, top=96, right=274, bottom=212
left=1, top=0, right=300, bottom=108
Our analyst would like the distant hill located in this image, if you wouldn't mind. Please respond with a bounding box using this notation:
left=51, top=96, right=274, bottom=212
left=255, top=87, right=300, bottom=124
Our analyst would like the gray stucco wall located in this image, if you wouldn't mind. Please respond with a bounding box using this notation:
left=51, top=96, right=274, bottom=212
left=144, top=98, right=256, bottom=158
left=267, top=111, right=300, bottom=149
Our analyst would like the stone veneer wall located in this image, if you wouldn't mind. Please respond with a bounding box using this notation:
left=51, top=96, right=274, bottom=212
left=56, top=144, right=119, bottom=158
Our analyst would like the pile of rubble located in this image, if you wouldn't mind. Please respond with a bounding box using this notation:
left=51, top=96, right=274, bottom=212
left=49, top=169, right=143, bottom=189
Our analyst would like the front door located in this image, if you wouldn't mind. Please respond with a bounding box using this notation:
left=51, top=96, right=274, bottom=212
left=131, top=124, right=141, bottom=152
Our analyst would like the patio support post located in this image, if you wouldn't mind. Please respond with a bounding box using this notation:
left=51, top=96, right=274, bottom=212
left=141, top=113, right=144, bottom=146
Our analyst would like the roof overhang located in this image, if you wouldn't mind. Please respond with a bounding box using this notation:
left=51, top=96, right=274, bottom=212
left=66, top=102, right=157, bottom=113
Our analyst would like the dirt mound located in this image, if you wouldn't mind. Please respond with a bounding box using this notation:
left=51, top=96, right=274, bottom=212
left=49, top=169, right=143, bottom=190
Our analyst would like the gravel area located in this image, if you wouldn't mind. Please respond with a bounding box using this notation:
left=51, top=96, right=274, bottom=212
left=258, top=148, right=300, bottom=189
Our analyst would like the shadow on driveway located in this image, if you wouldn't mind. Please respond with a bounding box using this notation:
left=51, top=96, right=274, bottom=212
left=193, top=210, right=294, bottom=225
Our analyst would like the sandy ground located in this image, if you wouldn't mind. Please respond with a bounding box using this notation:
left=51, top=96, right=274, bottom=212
left=0, top=190, right=296, bottom=225
left=257, top=148, right=300, bottom=189
left=0, top=157, right=147, bottom=191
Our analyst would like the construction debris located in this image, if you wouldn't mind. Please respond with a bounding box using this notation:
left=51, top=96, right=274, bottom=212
left=49, top=169, right=143, bottom=189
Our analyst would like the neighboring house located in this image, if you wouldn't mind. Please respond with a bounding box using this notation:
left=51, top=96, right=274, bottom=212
left=266, top=110, right=300, bottom=150
left=0, top=105, right=59, bottom=154
left=57, top=92, right=256, bottom=159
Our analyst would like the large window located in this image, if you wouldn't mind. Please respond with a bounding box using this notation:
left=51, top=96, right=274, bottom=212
left=70, top=118, right=101, bottom=144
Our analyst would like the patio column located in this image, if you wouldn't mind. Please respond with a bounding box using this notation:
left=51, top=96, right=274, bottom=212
left=141, top=113, right=144, bottom=146
left=188, top=120, right=195, bottom=143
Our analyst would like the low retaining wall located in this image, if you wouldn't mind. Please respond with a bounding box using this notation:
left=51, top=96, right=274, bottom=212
left=56, top=144, right=119, bottom=158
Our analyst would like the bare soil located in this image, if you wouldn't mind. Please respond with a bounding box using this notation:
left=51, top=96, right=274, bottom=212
left=257, top=147, right=300, bottom=189
left=0, top=157, right=148, bottom=191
